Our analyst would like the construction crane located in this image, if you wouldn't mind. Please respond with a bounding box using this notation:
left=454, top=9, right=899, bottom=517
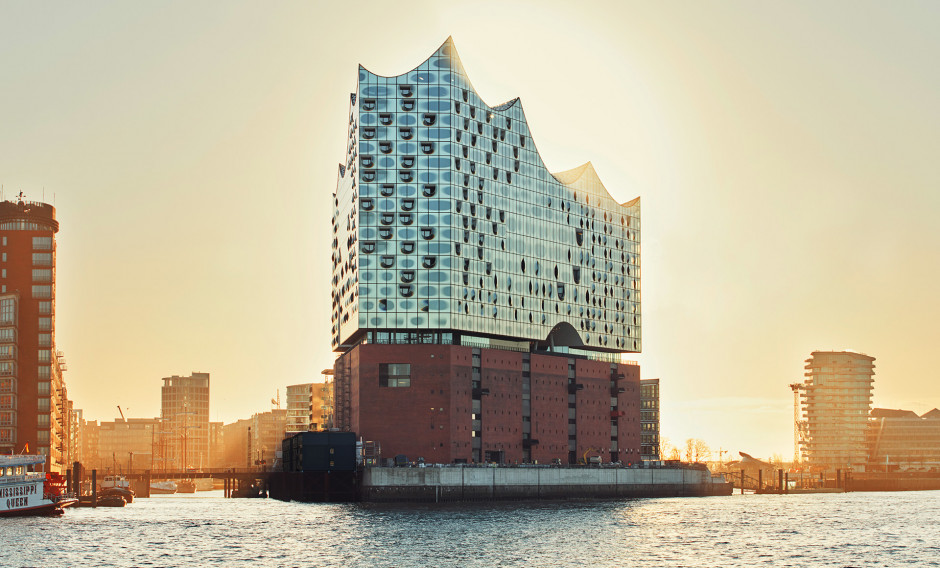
left=117, top=405, right=126, bottom=421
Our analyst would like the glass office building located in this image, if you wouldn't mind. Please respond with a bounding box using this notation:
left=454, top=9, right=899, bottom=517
left=332, top=38, right=640, bottom=354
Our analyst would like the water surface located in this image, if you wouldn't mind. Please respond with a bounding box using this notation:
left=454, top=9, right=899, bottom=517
left=2, top=490, right=938, bottom=567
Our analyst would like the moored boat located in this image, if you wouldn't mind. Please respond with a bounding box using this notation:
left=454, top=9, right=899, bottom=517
left=176, top=479, right=197, bottom=493
left=150, top=480, right=177, bottom=494
left=0, top=455, right=78, bottom=517
left=194, top=478, right=214, bottom=491
left=100, top=486, right=135, bottom=503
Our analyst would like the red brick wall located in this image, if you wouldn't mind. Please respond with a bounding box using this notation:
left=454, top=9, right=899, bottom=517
left=529, top=354, right=568, bottom=463
left=336, top=344, right=643, bottom=465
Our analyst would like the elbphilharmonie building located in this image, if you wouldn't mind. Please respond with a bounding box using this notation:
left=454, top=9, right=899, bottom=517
left=332, top=39, right=650, bottom=465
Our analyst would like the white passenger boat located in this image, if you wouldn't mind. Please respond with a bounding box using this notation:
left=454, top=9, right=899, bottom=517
left=0, top=455, right=77, bottom=517
left=150, top=480, right=177, bottom=494
left=100, top=475, right=130, bottom=490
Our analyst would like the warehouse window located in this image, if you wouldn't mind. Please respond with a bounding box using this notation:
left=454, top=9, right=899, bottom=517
left=379, top=364, right=411, bottom=388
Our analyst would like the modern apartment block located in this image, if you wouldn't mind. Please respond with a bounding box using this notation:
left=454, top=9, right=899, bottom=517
left=331, top=39, right=643, bottom=465
left=248, top=408, right=287, bottom=468
left=867, top=408, right=940, bottom=470
left=0, top=195, right=72, bottom=472
left=797, top=351, right=875, bottom=471
left=640, top=378, right=660, bottom=461
left=286, top=383, right=314, bottom=433
left=159, top=372, right=210, bottom=470
left=96, top=417, right=158, bottom=472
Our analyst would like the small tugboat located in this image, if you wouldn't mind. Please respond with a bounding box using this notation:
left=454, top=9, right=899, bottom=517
left=96, top=494, right=126, bottom=507
left=100, top=486, right=135, bottom=504
left=0, top=455, right=78, bottom=517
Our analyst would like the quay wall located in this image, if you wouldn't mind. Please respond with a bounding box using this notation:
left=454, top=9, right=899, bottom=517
left=361, top=467, right=732, bottom=502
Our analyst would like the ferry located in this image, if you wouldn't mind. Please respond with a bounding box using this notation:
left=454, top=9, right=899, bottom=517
left=0, top=455, right=78, bottom=517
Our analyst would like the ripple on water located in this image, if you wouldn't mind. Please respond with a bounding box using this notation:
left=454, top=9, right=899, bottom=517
left=2, top=492, right=940, bottom=567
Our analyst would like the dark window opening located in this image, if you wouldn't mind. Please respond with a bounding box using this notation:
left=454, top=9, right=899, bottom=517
left=422, top=184, right=436, bottom=197
left=401, top=99, right=415, bottom=112
left=379, top=113, right=393, bottom=126
left=401, top=198, right=415, bottom=211
left=379, top=141, right=393, bottom=154
left=362, top=99, right=376, bottom=111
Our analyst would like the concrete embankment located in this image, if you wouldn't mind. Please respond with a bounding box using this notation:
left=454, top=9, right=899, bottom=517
left=361, top=467, right=732, bottom=502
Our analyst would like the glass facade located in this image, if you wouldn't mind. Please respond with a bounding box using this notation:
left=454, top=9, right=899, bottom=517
left=332, top=39, right=640, bottom=354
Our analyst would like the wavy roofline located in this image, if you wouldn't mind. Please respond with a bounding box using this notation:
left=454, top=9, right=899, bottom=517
left=358, top=37, right=639, bottom=211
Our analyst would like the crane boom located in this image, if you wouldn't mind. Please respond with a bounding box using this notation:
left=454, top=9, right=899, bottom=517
left=117, top=405, right=126, bottom=421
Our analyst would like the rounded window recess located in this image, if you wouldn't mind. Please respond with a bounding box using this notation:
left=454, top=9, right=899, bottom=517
left=492, top=222, right=498, bottom=235
left=380, top=255, right=395, bottom=268
left=361, top=198, right=374, bottom=211
left=380, top=213, right=394, bottom=225
left=485, top=153, right=492, bottom=165
left=362, top=99, right=376, bottom=111
left=513, top=147, right=519, bottom=159
left=399, top=127, right=414, bottom=140
left=422, top=113, right=436, bottom=126
left=401, top=198, right=415, bottom=211
left=470, top=107, right=476, bottom=119
left=400, top=241, right=416, bottom=254
left=360, top=155, right=374, bottom=168
left=421, top=141, right=435, bottom=155
left=379, top=141, right=393, bottom=154
left=471, top=134, right=477, bottom=146
left=421, top=227, right=435, bottom=240
left=399, top=170, right=414, bottom=183
left=469, top=162, right=476, bottom=174
left=506, top=173, right=512, bottom=184
left=455, top=101, right=461, bottom=114
left=520, top=135, right=526, bottom=148
left=422, top=184, right=436, bottom=197
left=399, top=213, right=413, bottom=225
left=379, top=299, right=388, bottom=311
left=521, top=259, right=526, bottom=273
left=477, top=122, right=483, bottom=134
left=361, top=241, right=376, bottom=254
left=421, top=300, right=430, bottom=313
left=362, top=127, right=376, bottom=139
left=456, top=131, right=463, bottom=143
left=400, top=270, right=415, bottom=283
left=379, top=113, right=393, bottom=126
left=492, top=140, right=498, bottom=152
left=401, top=99, right=415, bottom=112
left=462, top=89, right=469, bottom=102
left=401, top=156, right=416, bottom=168
left=362, top=171, right=376, bottom=183
left=379, top=228, right=393, bottom=240
left=399, top=284, right=414, bottom=297
left=398, top=85, right=413, bottom=97
left=422, top=256, right=436, bottom=268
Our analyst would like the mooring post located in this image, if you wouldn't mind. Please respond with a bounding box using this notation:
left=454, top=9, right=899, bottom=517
left=740, top=469, right=744, bottom=495
left=91, top=469, right=98, bottom=507
left=778, top=469, right=783, bottom=494
left=758, top=469, right=763, bottom=492
left=784, top=472, right=789, bottom=494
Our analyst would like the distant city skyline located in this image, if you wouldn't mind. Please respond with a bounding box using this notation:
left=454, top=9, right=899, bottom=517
left=1, top=1, right=938, bottom=458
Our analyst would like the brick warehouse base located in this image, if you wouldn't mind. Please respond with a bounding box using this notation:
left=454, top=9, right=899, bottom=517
left=334, top=343, right=641, bottom=465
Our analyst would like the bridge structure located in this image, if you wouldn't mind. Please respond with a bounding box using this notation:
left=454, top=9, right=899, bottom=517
left=70, top=465, right=272, bottom=498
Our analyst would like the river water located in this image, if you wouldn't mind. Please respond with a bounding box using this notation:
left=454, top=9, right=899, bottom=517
left=2, top=490, right=939, bottom=567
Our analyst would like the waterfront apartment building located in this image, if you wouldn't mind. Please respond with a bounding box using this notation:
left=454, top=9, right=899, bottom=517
left=248, top=409, right=287, bottom=468
left=286, top=383, right=314, bottom=433
left=0, top=196, right=72, bottom=472
left=796, top=351, right=875, bottom=471
left=159, top=372, right=210, bottom=470
left=221, top=418, right=251, bottom=469
left=96, top=417, right=158, bottom=472
left=640, top=379, right=660, bottom=461
left=867, top=408, right=940, bottom=470
left=331, top=39, right=643, bottom=465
